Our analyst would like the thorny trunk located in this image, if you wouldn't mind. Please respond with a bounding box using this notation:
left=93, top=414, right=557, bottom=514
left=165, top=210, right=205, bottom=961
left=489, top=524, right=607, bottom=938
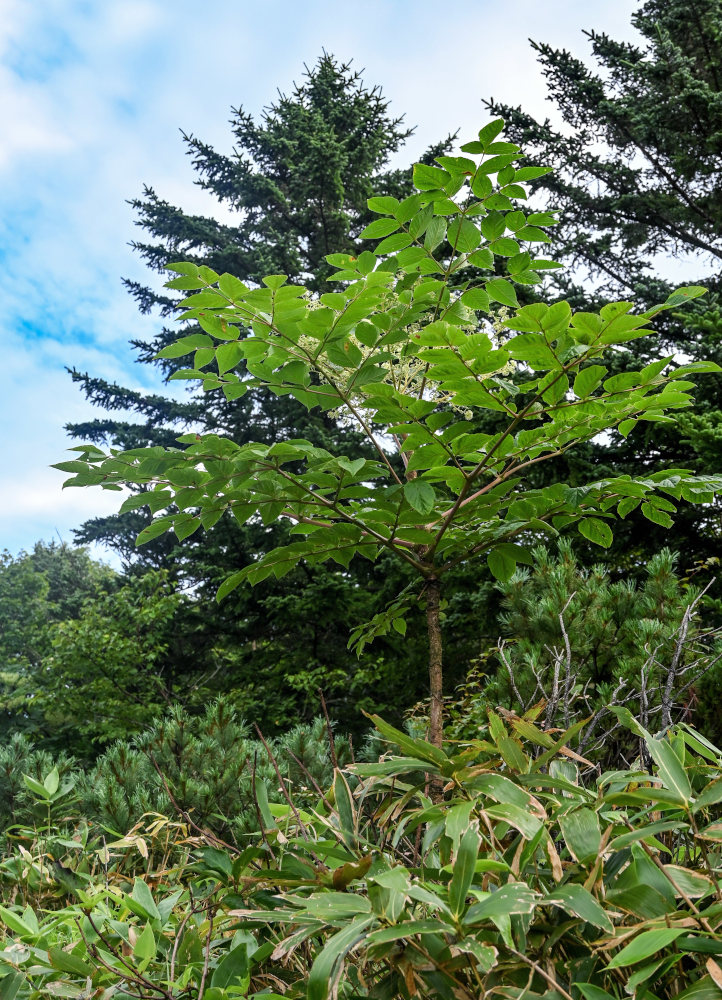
left=426, top=577, right=444, bottom=751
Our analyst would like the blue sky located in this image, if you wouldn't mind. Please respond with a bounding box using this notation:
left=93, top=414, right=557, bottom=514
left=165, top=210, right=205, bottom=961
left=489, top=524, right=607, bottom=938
left=0, top=0, right=638, bottom=561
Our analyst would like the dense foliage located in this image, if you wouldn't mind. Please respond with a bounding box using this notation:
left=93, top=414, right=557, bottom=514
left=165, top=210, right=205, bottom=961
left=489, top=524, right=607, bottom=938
left=487, top=0, right=722, bottom=569
left=4, top=9, right=722, bottom=995
left=4, top=715, right=722, bottom=1000
left=447, top=543, right=722, bottom=760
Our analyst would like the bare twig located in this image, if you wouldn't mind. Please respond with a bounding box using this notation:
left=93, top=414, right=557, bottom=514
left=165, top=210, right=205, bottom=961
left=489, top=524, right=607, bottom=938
left=500, top=642, right=525, bottom=710
left=559, top=594, right=575, bottom=728
left=318, top=688, right=338, bottom=770
left=198, top=903, right=215, bottom=1000
left=251, top=750, right=276, bottom=863
left=254, top=725, right=321, bottom=861
left=661, top=583, right=713, bottom=731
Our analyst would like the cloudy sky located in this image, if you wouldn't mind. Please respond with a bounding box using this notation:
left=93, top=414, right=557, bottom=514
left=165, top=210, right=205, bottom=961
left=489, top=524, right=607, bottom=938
left=0, top=0, right=638, bottom=560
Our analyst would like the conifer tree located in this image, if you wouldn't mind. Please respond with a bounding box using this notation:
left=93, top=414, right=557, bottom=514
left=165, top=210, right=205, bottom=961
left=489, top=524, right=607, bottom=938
left=486, top=0, right=722, bottom=569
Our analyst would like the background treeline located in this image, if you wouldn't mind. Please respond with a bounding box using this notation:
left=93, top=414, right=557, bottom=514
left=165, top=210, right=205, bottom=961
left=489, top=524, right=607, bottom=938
left=2, top=0, right=722, bottom=773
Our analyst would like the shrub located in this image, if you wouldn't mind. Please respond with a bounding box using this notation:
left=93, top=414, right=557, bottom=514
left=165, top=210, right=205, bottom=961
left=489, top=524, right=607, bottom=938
left=3, top=713, right=722, bottom=999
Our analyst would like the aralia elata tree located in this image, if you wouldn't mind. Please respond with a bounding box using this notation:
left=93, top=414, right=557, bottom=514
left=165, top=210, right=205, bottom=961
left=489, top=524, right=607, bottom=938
left=57, top=120, right=722, bottom=749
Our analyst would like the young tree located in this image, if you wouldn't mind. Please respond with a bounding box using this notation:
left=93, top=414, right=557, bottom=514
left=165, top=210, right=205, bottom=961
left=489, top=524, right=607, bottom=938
left=58, top=122, right=722, bottom=748
left=69, top=53, right=440, bottom=533
left=63, top=55, right=454, bottom=731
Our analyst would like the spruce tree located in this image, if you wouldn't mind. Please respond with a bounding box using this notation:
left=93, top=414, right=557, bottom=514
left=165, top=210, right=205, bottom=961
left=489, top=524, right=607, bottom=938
left=486, top=0, right=722, bottom=570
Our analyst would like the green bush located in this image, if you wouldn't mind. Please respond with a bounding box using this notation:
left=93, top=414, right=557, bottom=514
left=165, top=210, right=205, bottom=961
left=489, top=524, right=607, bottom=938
left=443, top=543, right=722, bottom=766
left=0, top=697, right=346, bottom=844
left=3, top=712, right=722, bottom=999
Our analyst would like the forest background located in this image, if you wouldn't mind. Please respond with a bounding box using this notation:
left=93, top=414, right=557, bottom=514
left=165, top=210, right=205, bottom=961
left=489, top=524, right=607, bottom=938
left=1, top=0, right=722, bottom=775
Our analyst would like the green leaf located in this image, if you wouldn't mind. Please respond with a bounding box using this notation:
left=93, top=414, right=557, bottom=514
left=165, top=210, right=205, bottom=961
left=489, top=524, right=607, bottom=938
left=413, top=163, right=451, bottom=191
left=424, top=216, right=447, bottom=251
left=155, top=333, right=214, bottom=359
left=131, top=877, right=161, bottom=921
left=485, top=803, right=542, bottom=839
left=48, top=945, right=93, bottom=977
left=461, top=288, right=491, bottom=312
left=647, top=736, right=692, bottom=804
left=607, top=927, right=686, bottom=969
left=0, top=906, right=36, bottom=938
left=468, top=248, right=494, bottom=270
left=664, top=865, right=712, bottom=898
left=488, top=547, right=516, bottom=582
left=136, top=518, right=174, bottom=546
left=449, top=826, right=480, bottom=917
left=376, top=233, right=412, bottom=254
left=478, top=119, right=505, bottom=148
left=218, top=273, right=248, bottom=301
left=485, top=277, right=519, bottom=308
left=333, top=769, right=357, bottom=848
left=661, top=285, right=708, bottom=308
left=574, top=365, right=607, bottom=398
left=514, top=166, right=553, bottom=181
left=447, top=217, right=481, bottom=253
left=23, top=773, right=50, bottom=800
left=360, top=218, right=400, bottom=239
left=480, top=213, right=506, bottom=242
left=693, top=778, right=722, bottom=812
left=507, top=333, right=557, bottom=369
left=545, top=884, right=614, bottom=932
left=465, top=883, right=537, bottom=923
left=559, top=807, right=601, bottom=863
left=216, top=342, right=243, bottom=374
left=366, top=714, right=448, bottom=767
left=0, top=972, right=24, bottom=1000
left=133, top=923, right=156, bottom=964
left=216, top=570, right=245, bottom=601
left=578, top=518, right=613, bottom=548
left=404, top=480, right=436, bottom=515
left=212, top=943, right=251, bottom=991
left=575, top=985, right=617, bottom=1000
left=641, top=502, right=674, bottom=528
left=308, top=917, right=375, bottom=1000
left=262, top=274, right=287, bottom=289
left=368, top=195, right=399, bottom=215
left=43, top=767, right=59, bottom=795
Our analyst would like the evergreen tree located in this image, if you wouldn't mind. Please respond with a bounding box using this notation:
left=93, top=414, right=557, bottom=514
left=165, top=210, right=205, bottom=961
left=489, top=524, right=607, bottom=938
left=487, top=0, right=722, bottom=301
left=486, top=0, right=722, bottom=571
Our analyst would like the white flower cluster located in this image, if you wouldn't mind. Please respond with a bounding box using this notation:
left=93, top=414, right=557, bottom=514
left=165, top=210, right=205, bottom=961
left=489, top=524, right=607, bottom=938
left=299, top=292, right=516, bottom=427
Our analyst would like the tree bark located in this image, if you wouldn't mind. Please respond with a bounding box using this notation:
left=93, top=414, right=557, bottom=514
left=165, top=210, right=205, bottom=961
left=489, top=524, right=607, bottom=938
left=426, top=577, right=444, bottom=751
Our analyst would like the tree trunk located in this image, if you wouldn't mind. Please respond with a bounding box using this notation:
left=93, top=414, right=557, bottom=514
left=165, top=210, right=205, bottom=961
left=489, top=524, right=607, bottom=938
left=426, top=577, right=444, bottom=751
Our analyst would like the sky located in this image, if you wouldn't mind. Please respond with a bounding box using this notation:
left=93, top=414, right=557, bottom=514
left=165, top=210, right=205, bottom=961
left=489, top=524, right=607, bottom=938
left=0, top=0, right=639, bottom=562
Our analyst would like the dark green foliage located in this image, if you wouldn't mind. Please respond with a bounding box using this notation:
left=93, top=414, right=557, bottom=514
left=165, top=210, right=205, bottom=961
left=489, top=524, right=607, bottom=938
left=487, top=0, right=722, bottom=300
left=485, top=0, right=722, bottom=569
left=445, top=543, right=722, bottom=765
left=0, top=697, right=347, bottom=841
left=0, top=543, right=116, bottom=738
left=0, top=734, right=75, bottom=827
left=9, top=713, right=722, bottom=999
